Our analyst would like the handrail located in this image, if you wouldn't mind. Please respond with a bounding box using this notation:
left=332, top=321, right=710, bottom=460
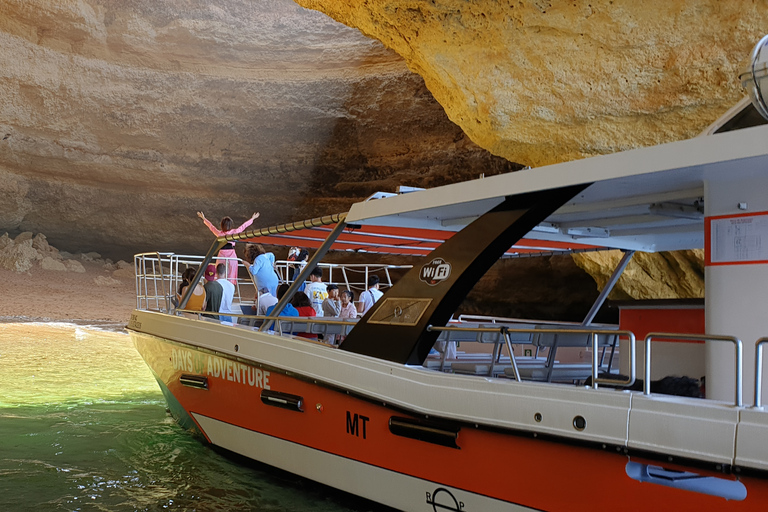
left=426, top=325, right=635, bottom=388
left=134, top=252, right=412, bottom=320
left=427, top=324, right=519, bottom=379
left=645, top=332, right=743, bottom=406
left=225, top=212, right=347, bottom=243
left=179, top=309, right=358, bottom=339
left=134, top=252, right=172, bottom=312
left=755, top=337, right=768, bottom=408
left=179, top=310, right=359, bottom=327
left=273, top=260, right=412, bottom=290
left=455, top=314, right=617, bottom=328
left=522, top=327, right=635, bottom=389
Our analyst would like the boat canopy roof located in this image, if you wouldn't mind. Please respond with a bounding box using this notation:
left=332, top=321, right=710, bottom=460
left=230, top=120, right=768, bottom=256
left=240, top=221, right=602, bottom=258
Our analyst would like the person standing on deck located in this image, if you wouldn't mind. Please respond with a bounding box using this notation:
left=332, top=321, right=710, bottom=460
left=322, top=284, right=342, bottom=344
left=197, top=210, right=259, bottom=284
left=245, top=243, right=279, bottom=297
left=360, top=275, right=383, bottom=315
left=337, top=289, right=357, bottom=344
left=214, top=263, right=237, bottom=323
left=288, top=247, right=309, bottom=282
left=304, top=267, right=328, bottom=316
left=339, top=290, right=357, bottom=319
left=203, top=263, right=222, bottom=320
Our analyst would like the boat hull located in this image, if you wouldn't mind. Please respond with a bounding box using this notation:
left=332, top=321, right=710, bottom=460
left=130, top=320, right=768, bottom=511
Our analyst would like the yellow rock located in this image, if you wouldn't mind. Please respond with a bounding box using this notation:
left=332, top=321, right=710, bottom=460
left=572, top=249, right=704, bottom=299
left=295, top=0, right=768, bottom=166
left=296, top=0, right=760, bottom=299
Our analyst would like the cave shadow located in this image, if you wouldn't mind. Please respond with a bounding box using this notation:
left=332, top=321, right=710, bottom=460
left=302, top=46, right=603, bottom=323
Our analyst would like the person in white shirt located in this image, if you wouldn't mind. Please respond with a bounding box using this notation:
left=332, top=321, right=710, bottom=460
left=256, top=287, right=278, bottom=316
left=360, top=275, right=383, bottom=315
left=215, top=263, right=237, bottom=323
left=304, top=267, right=328, bottom=316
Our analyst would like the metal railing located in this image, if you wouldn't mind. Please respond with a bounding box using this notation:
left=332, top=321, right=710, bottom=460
left=426, top=324, right=636, bottom=388
left=754, top=337, right=768, bottom=408
left=274, top=260, right=411, bottom=295
left=135, top=252, right=412, bottom=314
left=135, top=252, right=247, bottom=311
left=644, top=333, right=743, bottom=406
left=455, top=314, right=608, bottom=327
left=134, top=252, right=172, bottom=312
left=177, top=309, right=358, bottom=339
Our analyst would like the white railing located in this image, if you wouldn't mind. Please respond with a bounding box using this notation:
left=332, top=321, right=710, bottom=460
left=134, top=252, right=246, bottom=311
left=274, top=260, right=411, bottom=296
left=644, top=333, right=742, bottom=406
left=134, top=252, right=412, bottom=312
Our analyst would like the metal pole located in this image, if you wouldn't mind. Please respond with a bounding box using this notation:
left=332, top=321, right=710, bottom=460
left=644, top=335, right=652, bottom=395
left=581, top=250, right=635, bottom=326
left=736, top=338, right=743, bottom=407
left=646, top=332, right=742, bottom=406
left=591, top=332, right=599, bottom=389
left=504, top=330, right=522, bottom=382
left=756, top=338, right=768, bottom=408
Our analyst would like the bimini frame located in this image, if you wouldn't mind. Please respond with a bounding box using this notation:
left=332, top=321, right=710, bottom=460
left=178, top=212, right=346, bottom=312
left=181, top=183, right=598, bottom=366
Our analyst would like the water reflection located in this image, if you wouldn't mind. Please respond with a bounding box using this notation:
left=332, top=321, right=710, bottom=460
left=0, top=324, right=389, bottom=512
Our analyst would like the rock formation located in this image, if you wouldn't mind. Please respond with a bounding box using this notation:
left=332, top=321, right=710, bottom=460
left=293, top=0, right=762, bottom=300
left=0, top=231, right=132, bottom=285
left=295, top=0, right=768, bottom=166
left=0, top=0, right=518, bottom=261
left=572, top=249, right=705, bottom=300
left=3, top=0, right=754, bottom=308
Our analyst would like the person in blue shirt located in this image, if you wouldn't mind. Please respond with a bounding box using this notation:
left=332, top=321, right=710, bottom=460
left=265, top=283, right=300, bottom=335
left=265, top=283, right=299, bottom=317
left=246, top=244, right=279, bottom=297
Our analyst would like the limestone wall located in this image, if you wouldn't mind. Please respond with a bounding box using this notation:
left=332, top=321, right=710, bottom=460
left=3, top=0, right=750, bottom=303
left=0, top=0, right=515, bottom=260
left=296, top=0, right=768, bottom=166
left=293, top=0, right=762, bottom=298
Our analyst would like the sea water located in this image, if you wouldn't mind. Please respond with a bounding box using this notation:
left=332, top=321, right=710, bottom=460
left=0, top=324, right=391, bottom=512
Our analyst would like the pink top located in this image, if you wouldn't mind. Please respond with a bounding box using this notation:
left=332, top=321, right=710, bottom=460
left=203, top=217, right=255, bottom=238
left=340, top=302, right=357, bottom=319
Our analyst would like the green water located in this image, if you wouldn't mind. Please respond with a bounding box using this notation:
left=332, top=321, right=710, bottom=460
left=0, top=324, right=390, bottom=512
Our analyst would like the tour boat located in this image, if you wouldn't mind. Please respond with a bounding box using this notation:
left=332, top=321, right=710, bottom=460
left=128, top=91, right=768, bottom=510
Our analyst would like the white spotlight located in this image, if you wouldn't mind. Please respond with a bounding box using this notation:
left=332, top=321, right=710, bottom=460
left=740, top=34, right=768, bottom=121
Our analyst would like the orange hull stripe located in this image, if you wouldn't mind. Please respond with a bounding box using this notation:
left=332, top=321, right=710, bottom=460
left=135, top=334, right=768, bottom=511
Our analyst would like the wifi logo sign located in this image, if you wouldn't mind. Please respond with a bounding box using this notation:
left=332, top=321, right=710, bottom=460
left=420, top=258, right=452, bottom=286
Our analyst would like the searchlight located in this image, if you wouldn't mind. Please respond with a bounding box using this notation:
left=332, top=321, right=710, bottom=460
left=740, top=34, right=768, bottom=121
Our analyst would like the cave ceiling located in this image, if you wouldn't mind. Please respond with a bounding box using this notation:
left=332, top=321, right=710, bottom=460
left=0, top=0, right=766, bottom=262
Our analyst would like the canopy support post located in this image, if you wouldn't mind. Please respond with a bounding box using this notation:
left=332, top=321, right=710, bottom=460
left=578, top=249, right=634, bottom=375
left=581, top=249, right=635, bottom=327
left=339, top=184, right=589, bottom=365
